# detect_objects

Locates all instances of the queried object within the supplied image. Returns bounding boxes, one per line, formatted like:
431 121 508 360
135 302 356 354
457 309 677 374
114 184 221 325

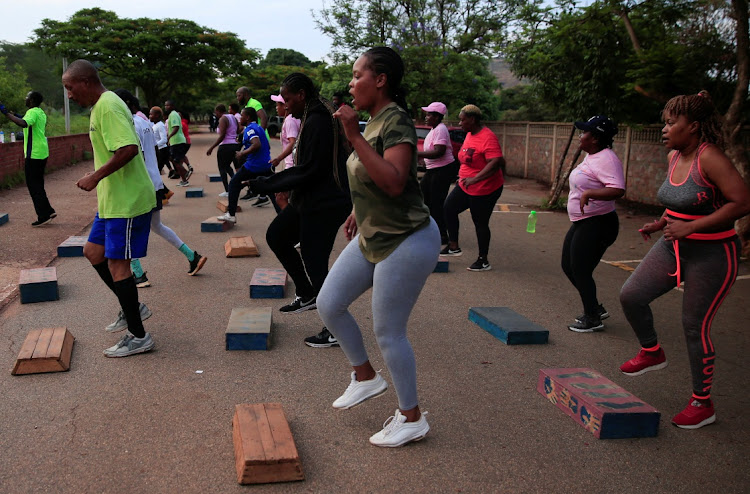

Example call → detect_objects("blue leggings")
317 220 440 410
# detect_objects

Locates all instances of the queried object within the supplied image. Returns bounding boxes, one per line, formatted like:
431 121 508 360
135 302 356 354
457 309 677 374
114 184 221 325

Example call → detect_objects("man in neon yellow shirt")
164 99 191 186
0 91 56 226
63 59 157 358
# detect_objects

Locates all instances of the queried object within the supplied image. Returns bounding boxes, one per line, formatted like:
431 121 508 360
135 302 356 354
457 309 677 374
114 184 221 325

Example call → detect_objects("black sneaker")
467 257 491 271
304 327 339 348
240 191 257 201
440 245 462 256
188 251 207 276
31 216 54 227
134 272 151 288
280 296 317 314
568 314 604 333
185 166 193 180
168 170 179 179
575 304 609 323
49 211 57 219
251 196 270 208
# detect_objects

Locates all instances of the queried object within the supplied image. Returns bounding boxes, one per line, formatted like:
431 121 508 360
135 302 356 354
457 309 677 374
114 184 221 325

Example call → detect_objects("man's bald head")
62 59 106 108
63 59 102 84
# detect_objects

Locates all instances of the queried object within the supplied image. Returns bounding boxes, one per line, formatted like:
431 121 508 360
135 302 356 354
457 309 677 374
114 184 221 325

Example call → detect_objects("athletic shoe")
280 295 317 314
294 242 301 249
188 251 207 275
31 216 54 227
216 212 236 223
162 199 169 206
251 196 270 208
467 257 491 271
168 171 179 179
333 371 388 409
576 304 609 323
672 399 716 429
218 191 229 198
134 273 151 288
369 410 430 447
239 191 257 201
105 303 152 333
165 190 174 200
620 348 668 376
439 246 462 256
49 212 57 219
103 332 154 357
304 327 339 348
185 167 193 180
177 180 190 187
568 314 604 332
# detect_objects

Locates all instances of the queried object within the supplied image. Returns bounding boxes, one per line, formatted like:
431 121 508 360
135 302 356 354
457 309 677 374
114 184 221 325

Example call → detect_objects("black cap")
575 115 618 140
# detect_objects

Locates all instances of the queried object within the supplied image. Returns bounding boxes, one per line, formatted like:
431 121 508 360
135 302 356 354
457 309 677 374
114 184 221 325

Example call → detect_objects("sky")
2 0 335 62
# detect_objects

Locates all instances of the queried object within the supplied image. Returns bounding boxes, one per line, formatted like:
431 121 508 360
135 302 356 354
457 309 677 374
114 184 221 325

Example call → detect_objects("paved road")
1 128 748 493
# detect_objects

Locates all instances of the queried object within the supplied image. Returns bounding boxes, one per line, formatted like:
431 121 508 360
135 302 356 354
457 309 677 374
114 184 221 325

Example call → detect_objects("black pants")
266 203 350 299
561 211 619 316
420 160 458 242
444 184 503 258
25 157 55 220
228 166 278 215
156 147 171 173
217 144 239 192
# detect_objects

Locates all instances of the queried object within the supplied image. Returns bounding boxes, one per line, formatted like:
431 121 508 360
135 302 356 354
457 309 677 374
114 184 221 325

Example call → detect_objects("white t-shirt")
133 115 164 192
567 148 625 221
423 123 454 169
152 121 168 149
281 115 301 169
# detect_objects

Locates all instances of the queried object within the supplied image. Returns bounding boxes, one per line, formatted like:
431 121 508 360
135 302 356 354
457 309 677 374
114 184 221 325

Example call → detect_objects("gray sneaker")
103 332 154 357
105 303 153 333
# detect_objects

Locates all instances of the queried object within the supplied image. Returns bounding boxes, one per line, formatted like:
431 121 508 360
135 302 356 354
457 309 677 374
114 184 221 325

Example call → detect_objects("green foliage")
33 8 260 108
260 49 313 68
1 42 64 108
0 56 29 137
44 109 90 137
539 196 567 211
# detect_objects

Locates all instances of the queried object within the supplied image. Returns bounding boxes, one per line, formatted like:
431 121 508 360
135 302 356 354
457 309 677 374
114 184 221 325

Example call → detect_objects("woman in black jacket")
252 73 352 347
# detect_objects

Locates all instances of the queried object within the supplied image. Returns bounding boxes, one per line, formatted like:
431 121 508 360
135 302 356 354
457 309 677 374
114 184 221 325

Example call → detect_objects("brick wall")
0 133 93 185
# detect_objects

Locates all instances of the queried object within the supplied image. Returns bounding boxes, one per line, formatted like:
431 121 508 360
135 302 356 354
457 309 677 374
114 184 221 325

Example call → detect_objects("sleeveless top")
657 143 726 216
219 114 238 145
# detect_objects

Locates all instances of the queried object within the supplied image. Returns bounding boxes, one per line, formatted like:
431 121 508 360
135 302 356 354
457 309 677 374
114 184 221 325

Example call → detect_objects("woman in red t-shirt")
442 104 505 271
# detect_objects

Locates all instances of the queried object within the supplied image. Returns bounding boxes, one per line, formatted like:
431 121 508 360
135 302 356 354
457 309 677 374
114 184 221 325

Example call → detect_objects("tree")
0 56 29 136
260 48 313 68
0 42 65 108
33 8 260 107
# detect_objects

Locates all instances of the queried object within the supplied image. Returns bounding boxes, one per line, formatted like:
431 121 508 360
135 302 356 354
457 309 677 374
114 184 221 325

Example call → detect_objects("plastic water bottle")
10 132 16 142
526 210 537 233
0 130 4 143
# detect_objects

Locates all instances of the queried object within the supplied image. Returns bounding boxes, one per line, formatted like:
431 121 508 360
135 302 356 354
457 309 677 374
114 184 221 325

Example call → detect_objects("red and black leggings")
620 235 740 399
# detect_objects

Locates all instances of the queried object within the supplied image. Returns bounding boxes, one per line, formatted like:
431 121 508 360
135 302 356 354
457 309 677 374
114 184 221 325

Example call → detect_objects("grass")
539 196 568 210
0 108 89 138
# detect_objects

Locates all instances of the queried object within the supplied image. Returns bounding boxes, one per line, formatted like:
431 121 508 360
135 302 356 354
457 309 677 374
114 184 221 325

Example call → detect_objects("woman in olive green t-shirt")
317 47 440 448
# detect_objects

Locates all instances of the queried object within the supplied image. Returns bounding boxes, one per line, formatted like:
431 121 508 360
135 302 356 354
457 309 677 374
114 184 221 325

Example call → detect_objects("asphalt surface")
1 128 748 493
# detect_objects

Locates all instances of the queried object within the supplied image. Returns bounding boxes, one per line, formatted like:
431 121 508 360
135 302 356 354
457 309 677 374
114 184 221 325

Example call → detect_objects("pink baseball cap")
271 94 285 103
421 102 447 115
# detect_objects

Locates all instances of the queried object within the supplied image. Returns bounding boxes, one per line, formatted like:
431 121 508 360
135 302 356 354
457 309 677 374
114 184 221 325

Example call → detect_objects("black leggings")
25 157 55 220
561 211 619 316
266 203 350 300
444 184 503 258
420 160 458 242
156 147 171 173
217 143 239 192
227 167 278 215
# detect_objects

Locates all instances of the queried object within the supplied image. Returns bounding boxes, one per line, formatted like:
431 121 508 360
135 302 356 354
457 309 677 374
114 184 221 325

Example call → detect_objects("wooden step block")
186 187 204 198
57 236 88 257
12 327 75 375
0 212 8 226
225 236 259 257
19 267 59 304
468 307 549 345
250 269 287 298
433 256 449 272
232 403 304 484
201 217 234 232
207 173 222 182
217 199 242 213
538 368 660 439
226 307 272 350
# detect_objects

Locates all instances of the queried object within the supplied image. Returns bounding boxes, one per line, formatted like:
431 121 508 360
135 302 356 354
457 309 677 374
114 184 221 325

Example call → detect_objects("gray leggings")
317 220 440 410
620 236 740 397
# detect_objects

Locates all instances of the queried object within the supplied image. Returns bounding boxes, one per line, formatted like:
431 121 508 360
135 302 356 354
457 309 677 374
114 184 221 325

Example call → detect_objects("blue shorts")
88 212 152 259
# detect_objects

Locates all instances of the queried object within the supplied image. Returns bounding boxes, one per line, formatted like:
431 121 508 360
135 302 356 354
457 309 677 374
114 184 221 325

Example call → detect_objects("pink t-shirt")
281 115 300 169
567 148 625 221
423 123 454 169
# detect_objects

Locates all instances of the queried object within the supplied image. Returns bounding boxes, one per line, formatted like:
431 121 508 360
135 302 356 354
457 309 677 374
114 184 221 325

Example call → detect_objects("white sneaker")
332 371 388 409
103 332 154 357
105 303 152 333
218 191 229 198
216 212 236 223
369 410 430 447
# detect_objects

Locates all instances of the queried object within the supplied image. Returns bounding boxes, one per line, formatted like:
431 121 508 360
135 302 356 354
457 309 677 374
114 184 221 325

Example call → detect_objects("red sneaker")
672 399 716 429
620 348 668 376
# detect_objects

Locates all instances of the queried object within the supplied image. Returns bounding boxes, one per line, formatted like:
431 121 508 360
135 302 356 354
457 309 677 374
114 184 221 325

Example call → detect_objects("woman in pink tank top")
206 104 241 194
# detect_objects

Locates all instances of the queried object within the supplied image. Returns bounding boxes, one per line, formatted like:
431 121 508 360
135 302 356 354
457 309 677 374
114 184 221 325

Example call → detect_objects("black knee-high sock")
93 261 116 294
113 276 146 338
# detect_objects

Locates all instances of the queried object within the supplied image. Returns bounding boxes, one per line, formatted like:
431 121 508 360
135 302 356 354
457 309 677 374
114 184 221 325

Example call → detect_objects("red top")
457 127 504 196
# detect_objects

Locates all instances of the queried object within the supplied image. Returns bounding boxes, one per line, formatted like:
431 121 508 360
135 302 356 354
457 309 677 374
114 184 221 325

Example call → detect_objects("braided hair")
280 72 347 187
362 47 408 111
662 90 724 149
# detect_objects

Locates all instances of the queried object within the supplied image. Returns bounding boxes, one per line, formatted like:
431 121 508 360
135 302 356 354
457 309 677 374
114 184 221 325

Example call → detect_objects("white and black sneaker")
467 257 491 271
439 245 462 256
568 314 604 333
280 295 317 314
304 327 339 348
251 196 270 208
575 304 609 323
